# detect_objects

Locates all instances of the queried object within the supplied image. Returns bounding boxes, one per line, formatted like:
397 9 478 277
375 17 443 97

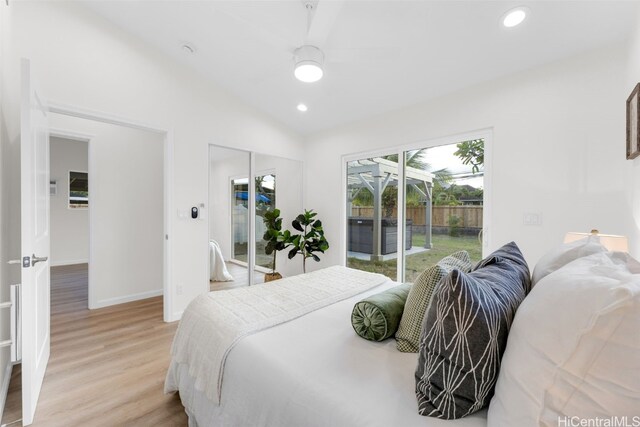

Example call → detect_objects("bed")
166 267 486 427
168 281 486 427
167 240 640 426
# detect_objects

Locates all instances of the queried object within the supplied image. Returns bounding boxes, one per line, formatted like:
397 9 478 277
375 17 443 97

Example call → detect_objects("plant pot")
264 272 282 282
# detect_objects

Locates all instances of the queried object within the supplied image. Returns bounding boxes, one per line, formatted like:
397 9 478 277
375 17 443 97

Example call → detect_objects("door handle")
31 254 48 266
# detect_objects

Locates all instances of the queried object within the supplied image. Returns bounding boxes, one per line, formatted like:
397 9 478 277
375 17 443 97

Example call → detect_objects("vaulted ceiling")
84 1 638 134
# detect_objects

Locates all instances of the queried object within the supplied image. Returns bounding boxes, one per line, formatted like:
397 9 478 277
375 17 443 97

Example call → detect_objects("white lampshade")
564 230 629 252
293 45 324 83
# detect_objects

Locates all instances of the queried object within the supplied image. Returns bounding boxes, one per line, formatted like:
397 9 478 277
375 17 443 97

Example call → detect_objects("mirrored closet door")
208 146 252 290
208 146 303 290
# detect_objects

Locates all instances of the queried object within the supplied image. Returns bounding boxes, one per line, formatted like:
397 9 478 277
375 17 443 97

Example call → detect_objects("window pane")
255 173 276 270
231 178 249 262
346 156 399 281
403 140 485 283
69 171 88 209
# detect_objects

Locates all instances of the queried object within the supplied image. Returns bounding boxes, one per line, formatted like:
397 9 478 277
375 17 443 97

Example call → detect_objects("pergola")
347 158 434 261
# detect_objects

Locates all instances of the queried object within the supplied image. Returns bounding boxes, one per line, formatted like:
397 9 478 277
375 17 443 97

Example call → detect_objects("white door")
20 58 51 426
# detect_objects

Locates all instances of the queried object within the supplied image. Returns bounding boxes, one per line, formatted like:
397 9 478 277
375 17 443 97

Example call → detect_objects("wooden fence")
350 206 483 228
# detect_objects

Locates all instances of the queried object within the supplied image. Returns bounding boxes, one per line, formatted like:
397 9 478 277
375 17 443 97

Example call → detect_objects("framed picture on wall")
69 170 89 209
627 83 640 160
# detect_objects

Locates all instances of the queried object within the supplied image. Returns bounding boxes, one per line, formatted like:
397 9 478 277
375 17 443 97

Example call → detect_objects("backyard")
347 233 482 282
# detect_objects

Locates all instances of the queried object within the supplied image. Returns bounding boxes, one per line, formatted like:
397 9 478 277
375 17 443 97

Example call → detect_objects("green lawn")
347 234 482 282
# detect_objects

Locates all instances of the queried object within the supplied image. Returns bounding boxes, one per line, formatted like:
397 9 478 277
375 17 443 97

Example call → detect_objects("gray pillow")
415 241 531 419
395 251 472 353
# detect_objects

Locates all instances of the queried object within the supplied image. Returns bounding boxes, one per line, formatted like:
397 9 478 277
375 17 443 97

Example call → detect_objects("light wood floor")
1 264 187 427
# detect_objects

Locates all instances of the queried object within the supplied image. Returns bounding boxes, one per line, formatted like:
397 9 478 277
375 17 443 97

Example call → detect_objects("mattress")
167 280 488 427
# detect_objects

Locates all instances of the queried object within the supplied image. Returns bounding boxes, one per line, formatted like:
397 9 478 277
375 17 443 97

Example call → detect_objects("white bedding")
168 266 389 404
166 278 487 427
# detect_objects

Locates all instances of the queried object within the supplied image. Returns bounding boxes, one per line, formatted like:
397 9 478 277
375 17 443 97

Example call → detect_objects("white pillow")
488 252 640 426
531 235 606 286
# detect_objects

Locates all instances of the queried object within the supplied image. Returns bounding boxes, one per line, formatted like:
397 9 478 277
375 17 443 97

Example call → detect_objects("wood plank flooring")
2 363 21 426
1 264 187 427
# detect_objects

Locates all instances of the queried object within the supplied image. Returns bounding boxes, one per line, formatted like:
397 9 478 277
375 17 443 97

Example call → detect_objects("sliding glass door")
346 138 486 283
402 140 484 283
346 156 399 281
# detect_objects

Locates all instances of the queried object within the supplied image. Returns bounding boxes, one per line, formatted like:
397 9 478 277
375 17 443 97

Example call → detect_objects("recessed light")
181 43 196 54
502 6 529 28
297 103 308 112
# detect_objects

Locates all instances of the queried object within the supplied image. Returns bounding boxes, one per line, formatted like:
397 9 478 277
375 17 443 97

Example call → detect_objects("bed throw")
209 240 233 282
165 265 390 404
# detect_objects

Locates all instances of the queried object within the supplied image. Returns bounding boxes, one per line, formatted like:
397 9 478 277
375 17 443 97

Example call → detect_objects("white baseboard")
0 359 12 423
91 289 163 309
50 259 89 267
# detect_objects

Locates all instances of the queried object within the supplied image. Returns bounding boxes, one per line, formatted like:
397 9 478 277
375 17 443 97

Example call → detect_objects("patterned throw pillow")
395 251 472 353
415 241 531 419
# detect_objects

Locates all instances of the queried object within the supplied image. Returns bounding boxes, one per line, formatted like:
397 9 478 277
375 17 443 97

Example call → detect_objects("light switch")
523 212 542 226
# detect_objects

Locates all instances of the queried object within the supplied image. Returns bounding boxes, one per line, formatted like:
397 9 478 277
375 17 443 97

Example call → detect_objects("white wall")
3 1 304 320
305 44 634 270
209 149 304 280
49 137 89 266
624 7 640 259
50 114 164 309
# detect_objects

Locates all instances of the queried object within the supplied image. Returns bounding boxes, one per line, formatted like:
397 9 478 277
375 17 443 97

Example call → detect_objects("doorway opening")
48 137 89 308
49 113 166 311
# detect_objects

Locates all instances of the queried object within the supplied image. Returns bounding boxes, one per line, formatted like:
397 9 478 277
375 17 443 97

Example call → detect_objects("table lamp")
564 229 629 252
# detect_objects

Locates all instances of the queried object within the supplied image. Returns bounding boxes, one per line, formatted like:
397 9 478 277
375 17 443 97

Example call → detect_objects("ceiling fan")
292 1 340 82
212 0 398 83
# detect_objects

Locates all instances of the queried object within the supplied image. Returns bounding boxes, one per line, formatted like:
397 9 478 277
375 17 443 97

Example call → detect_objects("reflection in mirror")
255 154 303 283
208 148 304 290
254 172 276 270
209 146 252 290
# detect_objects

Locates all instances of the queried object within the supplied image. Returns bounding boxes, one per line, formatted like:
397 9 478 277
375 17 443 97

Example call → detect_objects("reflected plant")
263 208 289 274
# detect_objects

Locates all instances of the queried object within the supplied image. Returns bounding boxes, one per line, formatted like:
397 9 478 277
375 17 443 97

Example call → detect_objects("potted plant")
286 209 330 273
263 208 289 282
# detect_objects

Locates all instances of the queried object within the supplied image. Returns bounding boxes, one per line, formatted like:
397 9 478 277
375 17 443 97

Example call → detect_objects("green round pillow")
351 283 412 341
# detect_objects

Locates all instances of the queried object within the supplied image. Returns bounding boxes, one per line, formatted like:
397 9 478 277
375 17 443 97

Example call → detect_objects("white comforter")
167 266 390 404
166 270 487 427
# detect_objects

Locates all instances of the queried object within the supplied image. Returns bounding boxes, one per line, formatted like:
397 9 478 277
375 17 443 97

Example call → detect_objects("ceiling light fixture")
294 45 324 83
297 103 308 112
502 6 529 28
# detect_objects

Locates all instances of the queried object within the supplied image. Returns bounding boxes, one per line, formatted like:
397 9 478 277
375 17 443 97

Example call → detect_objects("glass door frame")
341 129 493 284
